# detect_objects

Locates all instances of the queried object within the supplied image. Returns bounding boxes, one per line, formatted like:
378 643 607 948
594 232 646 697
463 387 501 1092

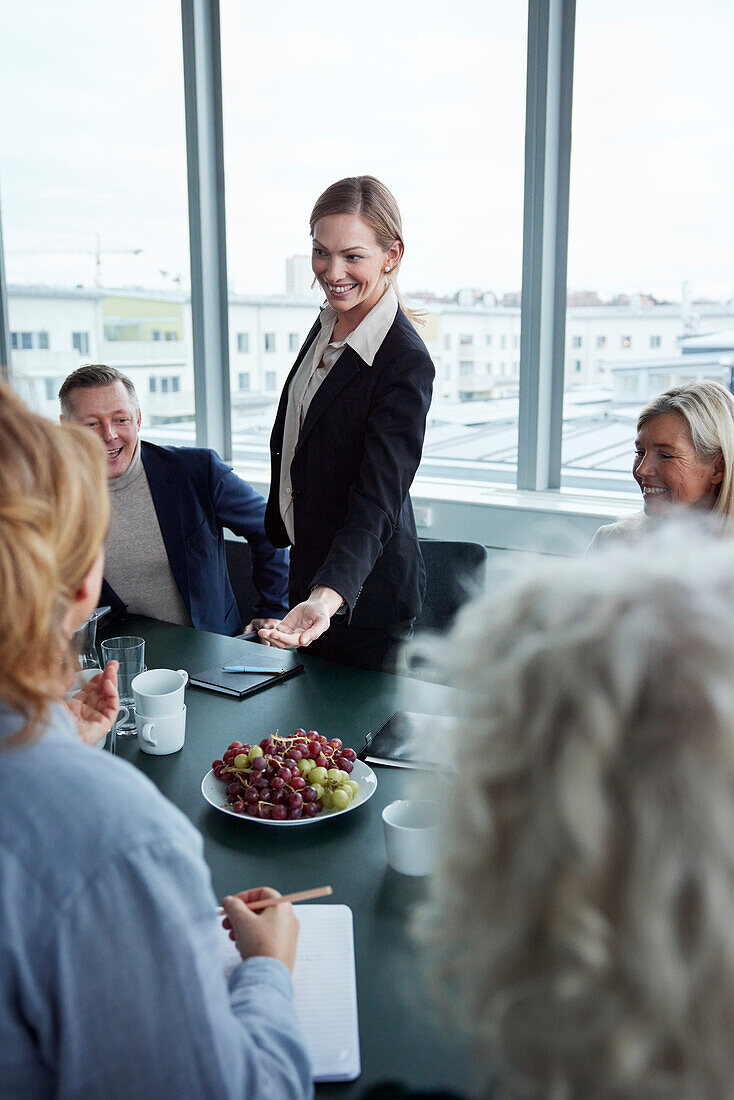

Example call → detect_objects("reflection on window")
264 333 275 353
237 332 249 353
264 370 276 391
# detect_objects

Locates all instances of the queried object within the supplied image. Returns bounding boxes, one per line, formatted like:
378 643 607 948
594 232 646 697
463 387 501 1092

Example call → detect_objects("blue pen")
221 665 286 674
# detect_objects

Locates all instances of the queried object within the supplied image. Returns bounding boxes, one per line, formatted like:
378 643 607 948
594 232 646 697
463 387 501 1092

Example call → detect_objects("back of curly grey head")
413 519 734 1099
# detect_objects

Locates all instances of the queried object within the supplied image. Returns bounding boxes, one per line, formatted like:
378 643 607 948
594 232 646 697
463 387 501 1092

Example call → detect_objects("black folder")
189 650 303 698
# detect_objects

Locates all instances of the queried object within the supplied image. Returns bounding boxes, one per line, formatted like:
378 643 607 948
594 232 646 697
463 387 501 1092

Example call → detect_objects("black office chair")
224 538 259 630
415 539 488 632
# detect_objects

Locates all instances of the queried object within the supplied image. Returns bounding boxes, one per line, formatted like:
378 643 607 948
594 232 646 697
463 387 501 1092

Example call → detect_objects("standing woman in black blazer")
259 176 435 671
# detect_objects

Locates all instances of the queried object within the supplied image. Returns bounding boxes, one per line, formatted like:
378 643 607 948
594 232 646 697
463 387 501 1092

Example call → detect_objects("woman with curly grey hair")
411 523 734 1099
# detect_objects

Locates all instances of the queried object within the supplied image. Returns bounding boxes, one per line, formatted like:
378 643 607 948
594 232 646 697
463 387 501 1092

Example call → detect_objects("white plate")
201 757 378 826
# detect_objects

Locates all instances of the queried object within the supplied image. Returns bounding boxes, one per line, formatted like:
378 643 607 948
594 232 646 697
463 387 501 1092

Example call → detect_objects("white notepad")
218 903 361 1083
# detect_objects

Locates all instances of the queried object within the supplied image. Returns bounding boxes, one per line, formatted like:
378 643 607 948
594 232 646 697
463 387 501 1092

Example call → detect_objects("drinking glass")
100 636 145 733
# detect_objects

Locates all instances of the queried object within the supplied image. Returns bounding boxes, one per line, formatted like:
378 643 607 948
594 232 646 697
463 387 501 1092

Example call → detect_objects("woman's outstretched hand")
66 661 120 746
257 586 344 649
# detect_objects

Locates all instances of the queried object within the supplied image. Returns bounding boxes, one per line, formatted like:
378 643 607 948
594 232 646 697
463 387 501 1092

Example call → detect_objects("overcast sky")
1 0 732 302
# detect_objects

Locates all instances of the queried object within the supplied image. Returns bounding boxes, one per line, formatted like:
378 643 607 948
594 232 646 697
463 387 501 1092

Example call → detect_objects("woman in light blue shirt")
0 384 311 1099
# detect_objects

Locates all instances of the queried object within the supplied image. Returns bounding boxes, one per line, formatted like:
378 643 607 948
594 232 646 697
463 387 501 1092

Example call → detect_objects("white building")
8 280 734 427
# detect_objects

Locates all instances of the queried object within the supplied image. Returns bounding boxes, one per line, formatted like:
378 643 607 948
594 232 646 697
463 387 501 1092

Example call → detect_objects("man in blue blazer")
59 365 288 635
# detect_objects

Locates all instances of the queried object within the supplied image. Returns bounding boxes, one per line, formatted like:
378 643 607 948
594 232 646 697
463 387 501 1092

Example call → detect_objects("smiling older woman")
590 380 734 547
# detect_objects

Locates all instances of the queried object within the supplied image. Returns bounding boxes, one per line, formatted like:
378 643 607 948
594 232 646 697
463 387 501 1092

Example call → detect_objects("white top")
279 285 399 544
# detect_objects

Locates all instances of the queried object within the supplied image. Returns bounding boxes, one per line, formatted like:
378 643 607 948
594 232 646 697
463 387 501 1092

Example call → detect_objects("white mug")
136 705 187 755
131 668 188 718
382 799 443 876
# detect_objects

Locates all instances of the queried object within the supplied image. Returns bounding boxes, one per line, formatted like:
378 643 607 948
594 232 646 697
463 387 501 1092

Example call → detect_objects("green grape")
332 788 350 810
346 780 359 797
298 758 314 774
248 745 264 760
310 766 328 785
321 789 335 809
337 769 349 784
311 783 324 799
233 753 249 769
326 768 341 782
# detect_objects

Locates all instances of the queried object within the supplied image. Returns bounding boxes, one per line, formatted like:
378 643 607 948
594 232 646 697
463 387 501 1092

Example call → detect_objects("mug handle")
140 720 158 747
177 669 189 686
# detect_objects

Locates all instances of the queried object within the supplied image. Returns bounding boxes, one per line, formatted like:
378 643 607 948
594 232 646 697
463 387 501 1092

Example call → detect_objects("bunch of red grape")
212 728 359 821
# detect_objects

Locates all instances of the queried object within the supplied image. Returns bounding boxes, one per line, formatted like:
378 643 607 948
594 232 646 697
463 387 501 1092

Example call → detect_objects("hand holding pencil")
220 886 332 971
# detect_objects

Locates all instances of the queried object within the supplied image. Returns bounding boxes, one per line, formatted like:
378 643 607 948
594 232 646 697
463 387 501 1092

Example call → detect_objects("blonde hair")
638 381 734 525
310 175 424 325
412 522 734 1098
0 385 109 744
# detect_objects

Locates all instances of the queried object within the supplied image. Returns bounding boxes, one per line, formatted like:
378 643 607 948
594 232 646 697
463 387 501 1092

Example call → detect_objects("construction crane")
8 233 143 287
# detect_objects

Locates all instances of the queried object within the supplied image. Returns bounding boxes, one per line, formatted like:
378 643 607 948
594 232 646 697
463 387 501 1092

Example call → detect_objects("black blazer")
265 306 435 630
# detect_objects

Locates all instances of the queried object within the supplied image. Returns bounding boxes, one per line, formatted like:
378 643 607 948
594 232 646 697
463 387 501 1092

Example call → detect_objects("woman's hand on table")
221 887 299 971
257 587 344 649
65 661 120 746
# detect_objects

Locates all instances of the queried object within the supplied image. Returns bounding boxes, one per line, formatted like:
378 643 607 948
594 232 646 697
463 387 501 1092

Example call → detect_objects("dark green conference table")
103 615 473 1099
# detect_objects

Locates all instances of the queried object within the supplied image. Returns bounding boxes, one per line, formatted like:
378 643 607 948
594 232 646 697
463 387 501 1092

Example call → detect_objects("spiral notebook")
218 903 360 1083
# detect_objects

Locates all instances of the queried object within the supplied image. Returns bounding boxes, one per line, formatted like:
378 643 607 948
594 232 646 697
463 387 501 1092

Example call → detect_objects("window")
500 335 507 349
513 334 520 349
1 1 194 443
161 378 169 393
152 329 162 341
485 334 492 347
237 332 249 353
562 2 733 492
222 0 526 464
574 360 582 373
486 362 493 374
459 360 473 377
44 377 56 400
264 333 275 352
10 332 18 349
171 376 180 392
289 332 299 352
149 377 157 393
238 372 250 391
459 334 473 346
21 332 32 350
264 371 277 391
572 335 582 348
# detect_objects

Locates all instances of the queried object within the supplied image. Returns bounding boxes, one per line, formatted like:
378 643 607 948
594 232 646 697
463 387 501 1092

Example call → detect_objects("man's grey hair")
59 364 139 418
411 520 734 1097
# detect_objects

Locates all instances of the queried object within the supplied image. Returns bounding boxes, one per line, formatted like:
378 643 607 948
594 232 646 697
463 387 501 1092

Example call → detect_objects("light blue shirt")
0 701 312 1099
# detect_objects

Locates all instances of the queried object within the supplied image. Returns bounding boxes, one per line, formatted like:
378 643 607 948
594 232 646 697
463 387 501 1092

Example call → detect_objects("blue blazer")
265 307 434 629
101 441 289 635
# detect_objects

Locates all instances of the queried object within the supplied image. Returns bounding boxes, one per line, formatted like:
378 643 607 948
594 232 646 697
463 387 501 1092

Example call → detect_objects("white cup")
382 799 443 876
136 705 187 755
131 668 188 718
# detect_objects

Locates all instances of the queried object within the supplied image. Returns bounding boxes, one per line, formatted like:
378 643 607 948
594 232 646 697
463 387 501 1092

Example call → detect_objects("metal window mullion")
181 0 231 460
517 0 575 491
